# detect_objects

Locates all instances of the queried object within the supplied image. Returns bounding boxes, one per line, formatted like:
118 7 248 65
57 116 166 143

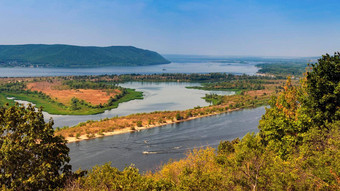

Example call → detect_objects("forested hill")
0 44 170 68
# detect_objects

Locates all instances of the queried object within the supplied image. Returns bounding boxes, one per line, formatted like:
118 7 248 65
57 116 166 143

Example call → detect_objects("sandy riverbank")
65 108 242 143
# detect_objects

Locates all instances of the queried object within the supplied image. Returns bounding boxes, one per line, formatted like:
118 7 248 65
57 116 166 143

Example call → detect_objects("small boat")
142 151 157 155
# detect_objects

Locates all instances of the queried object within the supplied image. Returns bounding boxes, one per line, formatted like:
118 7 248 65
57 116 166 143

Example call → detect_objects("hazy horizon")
0 43 322 58
1 0 339 57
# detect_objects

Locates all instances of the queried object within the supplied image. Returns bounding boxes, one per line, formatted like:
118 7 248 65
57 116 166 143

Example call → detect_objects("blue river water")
0 61 259 77
68 107 265 172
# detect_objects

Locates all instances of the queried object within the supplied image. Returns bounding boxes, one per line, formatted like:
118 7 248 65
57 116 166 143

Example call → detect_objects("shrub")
136 121 143 127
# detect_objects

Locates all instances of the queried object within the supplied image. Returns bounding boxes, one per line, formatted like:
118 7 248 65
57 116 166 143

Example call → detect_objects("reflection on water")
68 107 265 172
40 82 234 127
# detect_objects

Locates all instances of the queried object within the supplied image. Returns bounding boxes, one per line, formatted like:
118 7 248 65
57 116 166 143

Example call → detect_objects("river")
0 61 259 77
42 82 235 127
68 106 265 172
2 56 264 172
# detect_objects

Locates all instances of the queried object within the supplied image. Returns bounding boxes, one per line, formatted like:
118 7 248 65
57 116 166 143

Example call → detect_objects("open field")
2 88 143 115
26 81 121 106
0 77 143 115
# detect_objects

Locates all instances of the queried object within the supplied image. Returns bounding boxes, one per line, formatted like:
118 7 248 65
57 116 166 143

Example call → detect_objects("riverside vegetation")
0 73 287 116
64 53 340 190
54 75 286 141
0 53 339 190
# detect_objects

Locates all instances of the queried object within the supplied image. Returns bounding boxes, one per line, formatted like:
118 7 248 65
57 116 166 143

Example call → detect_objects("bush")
136 121 143 127
176 113 182 120
68 163 154 190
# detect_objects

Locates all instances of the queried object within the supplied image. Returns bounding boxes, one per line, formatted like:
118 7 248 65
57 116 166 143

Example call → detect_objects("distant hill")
0 44 170 68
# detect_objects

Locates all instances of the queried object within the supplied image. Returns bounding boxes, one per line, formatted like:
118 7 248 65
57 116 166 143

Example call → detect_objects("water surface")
0 62 258 77
68 107 265 172
38 82 234 127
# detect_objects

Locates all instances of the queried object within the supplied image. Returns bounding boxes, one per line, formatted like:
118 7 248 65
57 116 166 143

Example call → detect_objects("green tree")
259 52 340 157
70 97 81 110
258 77 307 157
176 113 182 120
0 104 71 190
305 52 340 127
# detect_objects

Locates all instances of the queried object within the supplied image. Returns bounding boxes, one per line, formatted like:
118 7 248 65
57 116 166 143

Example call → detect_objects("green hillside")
0 44 170 68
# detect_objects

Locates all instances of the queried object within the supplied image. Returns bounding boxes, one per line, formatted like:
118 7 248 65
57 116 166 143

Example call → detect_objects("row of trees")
197 80 266 91
66 72 274 83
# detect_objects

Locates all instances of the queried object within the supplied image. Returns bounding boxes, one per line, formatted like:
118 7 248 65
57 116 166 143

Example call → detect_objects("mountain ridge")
0 44 170 68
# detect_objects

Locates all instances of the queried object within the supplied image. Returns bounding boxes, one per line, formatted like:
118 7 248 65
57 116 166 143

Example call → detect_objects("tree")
305 52 340 127
70 97 81 110
259 52 340 158
258 77 307 158
0 104 71 190
175 113 182 120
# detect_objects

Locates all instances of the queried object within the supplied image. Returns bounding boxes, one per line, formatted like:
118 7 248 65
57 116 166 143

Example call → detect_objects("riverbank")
55 85 273 142
65 107 243 143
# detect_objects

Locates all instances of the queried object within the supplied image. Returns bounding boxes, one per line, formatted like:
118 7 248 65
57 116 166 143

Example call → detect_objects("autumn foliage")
64 53 340 190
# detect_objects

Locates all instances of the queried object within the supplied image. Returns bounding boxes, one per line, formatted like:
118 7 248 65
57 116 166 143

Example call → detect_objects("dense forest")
0 53 339 190
0 44 170 67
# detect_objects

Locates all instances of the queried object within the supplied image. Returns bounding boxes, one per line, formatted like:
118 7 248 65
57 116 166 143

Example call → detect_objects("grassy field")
0 78 144 116
2 89 143 115
0 94 15 106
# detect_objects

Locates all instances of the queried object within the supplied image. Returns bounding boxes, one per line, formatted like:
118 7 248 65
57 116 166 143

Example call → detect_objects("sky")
0 0 339 57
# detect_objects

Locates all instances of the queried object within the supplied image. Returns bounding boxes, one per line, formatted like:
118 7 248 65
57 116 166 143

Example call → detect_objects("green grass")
1 88 143 115
0 94 15 106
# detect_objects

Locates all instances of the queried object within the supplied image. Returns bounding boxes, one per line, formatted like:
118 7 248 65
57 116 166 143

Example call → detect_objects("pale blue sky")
0 0 339 56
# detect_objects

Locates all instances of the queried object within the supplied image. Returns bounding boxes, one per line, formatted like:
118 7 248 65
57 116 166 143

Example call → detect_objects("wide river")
11 79 265 172
68 106 265 172
1 57 264 172
0 61 259 77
